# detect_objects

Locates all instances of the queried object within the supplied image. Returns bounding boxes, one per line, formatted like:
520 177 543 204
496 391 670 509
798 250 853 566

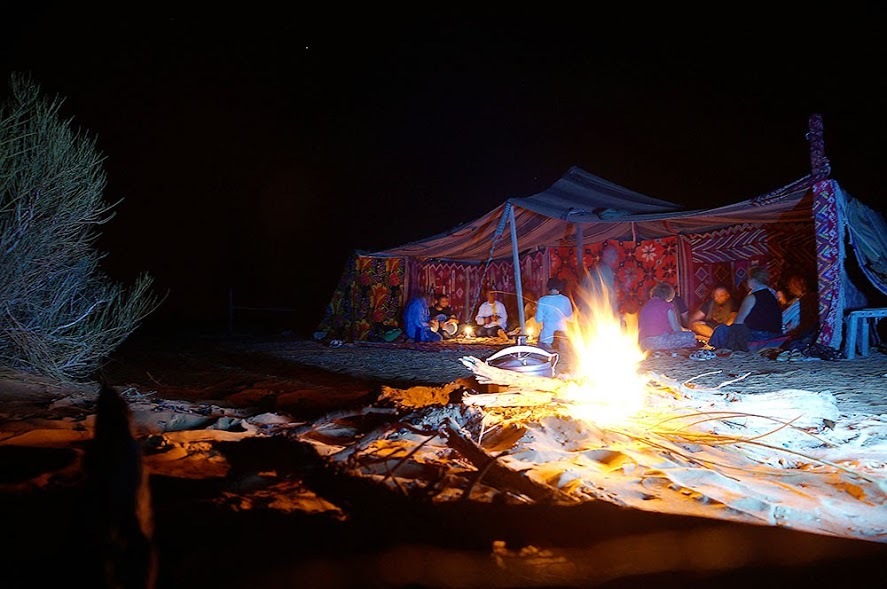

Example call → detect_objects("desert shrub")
0 73 161 381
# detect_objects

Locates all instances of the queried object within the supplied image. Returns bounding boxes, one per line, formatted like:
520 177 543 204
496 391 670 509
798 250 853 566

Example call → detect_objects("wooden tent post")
509 205 526 335
808 113 830 180
464 271 471 325
576 222 584 278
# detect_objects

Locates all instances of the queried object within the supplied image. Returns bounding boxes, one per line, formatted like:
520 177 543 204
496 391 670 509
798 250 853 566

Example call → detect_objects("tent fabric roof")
372 166 816 262
508 165 683 221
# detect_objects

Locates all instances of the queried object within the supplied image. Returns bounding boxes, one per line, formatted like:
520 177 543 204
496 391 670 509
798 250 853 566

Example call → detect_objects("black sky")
3 7 886 335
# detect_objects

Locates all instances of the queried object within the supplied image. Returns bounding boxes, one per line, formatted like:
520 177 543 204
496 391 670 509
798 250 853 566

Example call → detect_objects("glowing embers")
561 285 647 427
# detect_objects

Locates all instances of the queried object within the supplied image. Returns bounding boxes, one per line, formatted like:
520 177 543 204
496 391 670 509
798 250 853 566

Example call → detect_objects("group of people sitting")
403 280 574 347
403 264 817 355
637 267 817 353
402 293 461 343
402 290 512 343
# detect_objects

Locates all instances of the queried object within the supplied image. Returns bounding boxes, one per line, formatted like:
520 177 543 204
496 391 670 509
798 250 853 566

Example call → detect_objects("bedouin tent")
317 114 887 355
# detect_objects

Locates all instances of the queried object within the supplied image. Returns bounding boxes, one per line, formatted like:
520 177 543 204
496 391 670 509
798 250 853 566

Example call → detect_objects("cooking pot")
485 345 558 377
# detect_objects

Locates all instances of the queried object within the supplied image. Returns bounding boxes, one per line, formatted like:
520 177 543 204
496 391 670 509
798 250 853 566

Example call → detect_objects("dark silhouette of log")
441 418 577 504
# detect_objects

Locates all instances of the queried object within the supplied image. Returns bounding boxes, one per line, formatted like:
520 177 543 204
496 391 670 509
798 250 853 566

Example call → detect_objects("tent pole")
808 113 830 181
464 271 470 325
509 205 525 336
576 222 585 281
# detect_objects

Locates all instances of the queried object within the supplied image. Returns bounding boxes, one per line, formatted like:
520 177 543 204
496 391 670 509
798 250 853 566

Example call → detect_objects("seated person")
403 296 442 343
708 267 783 351
638 282 698 351
429 293 460 339
475 289 508 339
534 278 574 352
780 274 818 337
522 296 541 339
776 288 790 307
580 245 620 320
689 285 737 339
672 289 690 328
507 294 541 337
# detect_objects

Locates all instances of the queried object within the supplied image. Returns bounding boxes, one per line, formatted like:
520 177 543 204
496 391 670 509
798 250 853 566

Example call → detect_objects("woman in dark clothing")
708 266 783 350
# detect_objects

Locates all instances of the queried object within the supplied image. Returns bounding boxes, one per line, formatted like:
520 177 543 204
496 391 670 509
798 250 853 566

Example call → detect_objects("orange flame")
561 282 648 426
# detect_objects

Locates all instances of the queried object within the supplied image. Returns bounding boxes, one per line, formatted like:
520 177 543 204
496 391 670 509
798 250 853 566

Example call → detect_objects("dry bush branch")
0 73 161 381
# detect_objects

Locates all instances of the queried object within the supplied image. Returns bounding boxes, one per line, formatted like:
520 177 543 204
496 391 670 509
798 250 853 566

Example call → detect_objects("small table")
844 308 887 359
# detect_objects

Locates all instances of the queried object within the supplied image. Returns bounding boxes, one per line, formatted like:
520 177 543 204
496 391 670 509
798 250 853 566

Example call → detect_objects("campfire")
294 290 887 547
558 292 648 426
459 288 653 425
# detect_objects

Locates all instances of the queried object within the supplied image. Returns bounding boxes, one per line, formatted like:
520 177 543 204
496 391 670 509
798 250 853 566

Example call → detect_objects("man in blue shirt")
403 296 443 342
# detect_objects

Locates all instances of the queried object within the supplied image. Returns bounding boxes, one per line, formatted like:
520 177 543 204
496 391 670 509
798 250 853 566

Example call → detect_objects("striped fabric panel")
812 180 842 349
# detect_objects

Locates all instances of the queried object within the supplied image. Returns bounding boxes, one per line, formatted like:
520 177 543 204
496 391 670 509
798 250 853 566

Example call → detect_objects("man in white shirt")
475 289 508 338
535 277 574 351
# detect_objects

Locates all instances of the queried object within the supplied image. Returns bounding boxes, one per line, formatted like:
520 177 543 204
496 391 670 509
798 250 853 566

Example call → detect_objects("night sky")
3 7 886 336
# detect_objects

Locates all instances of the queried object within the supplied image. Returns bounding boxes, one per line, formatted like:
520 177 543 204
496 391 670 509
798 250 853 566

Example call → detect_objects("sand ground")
118 334 886 415
4 333 887 415
2 332 887 588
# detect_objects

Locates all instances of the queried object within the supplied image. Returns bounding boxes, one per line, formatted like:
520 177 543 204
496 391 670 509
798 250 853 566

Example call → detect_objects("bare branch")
0 73 161 381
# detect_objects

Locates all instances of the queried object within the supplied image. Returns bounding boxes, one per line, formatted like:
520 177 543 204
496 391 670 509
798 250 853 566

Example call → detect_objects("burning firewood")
462 391 557 407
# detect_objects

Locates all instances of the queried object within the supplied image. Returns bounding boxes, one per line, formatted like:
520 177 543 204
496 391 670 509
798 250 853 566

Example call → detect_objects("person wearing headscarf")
403 296 443 342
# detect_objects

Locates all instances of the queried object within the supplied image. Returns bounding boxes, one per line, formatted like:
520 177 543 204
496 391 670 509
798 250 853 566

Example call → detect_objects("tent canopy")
374 166 816 262
510 165 683 220
321 114 887 352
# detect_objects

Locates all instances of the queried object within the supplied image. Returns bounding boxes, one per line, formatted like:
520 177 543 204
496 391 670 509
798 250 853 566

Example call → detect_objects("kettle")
484 345 559 378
